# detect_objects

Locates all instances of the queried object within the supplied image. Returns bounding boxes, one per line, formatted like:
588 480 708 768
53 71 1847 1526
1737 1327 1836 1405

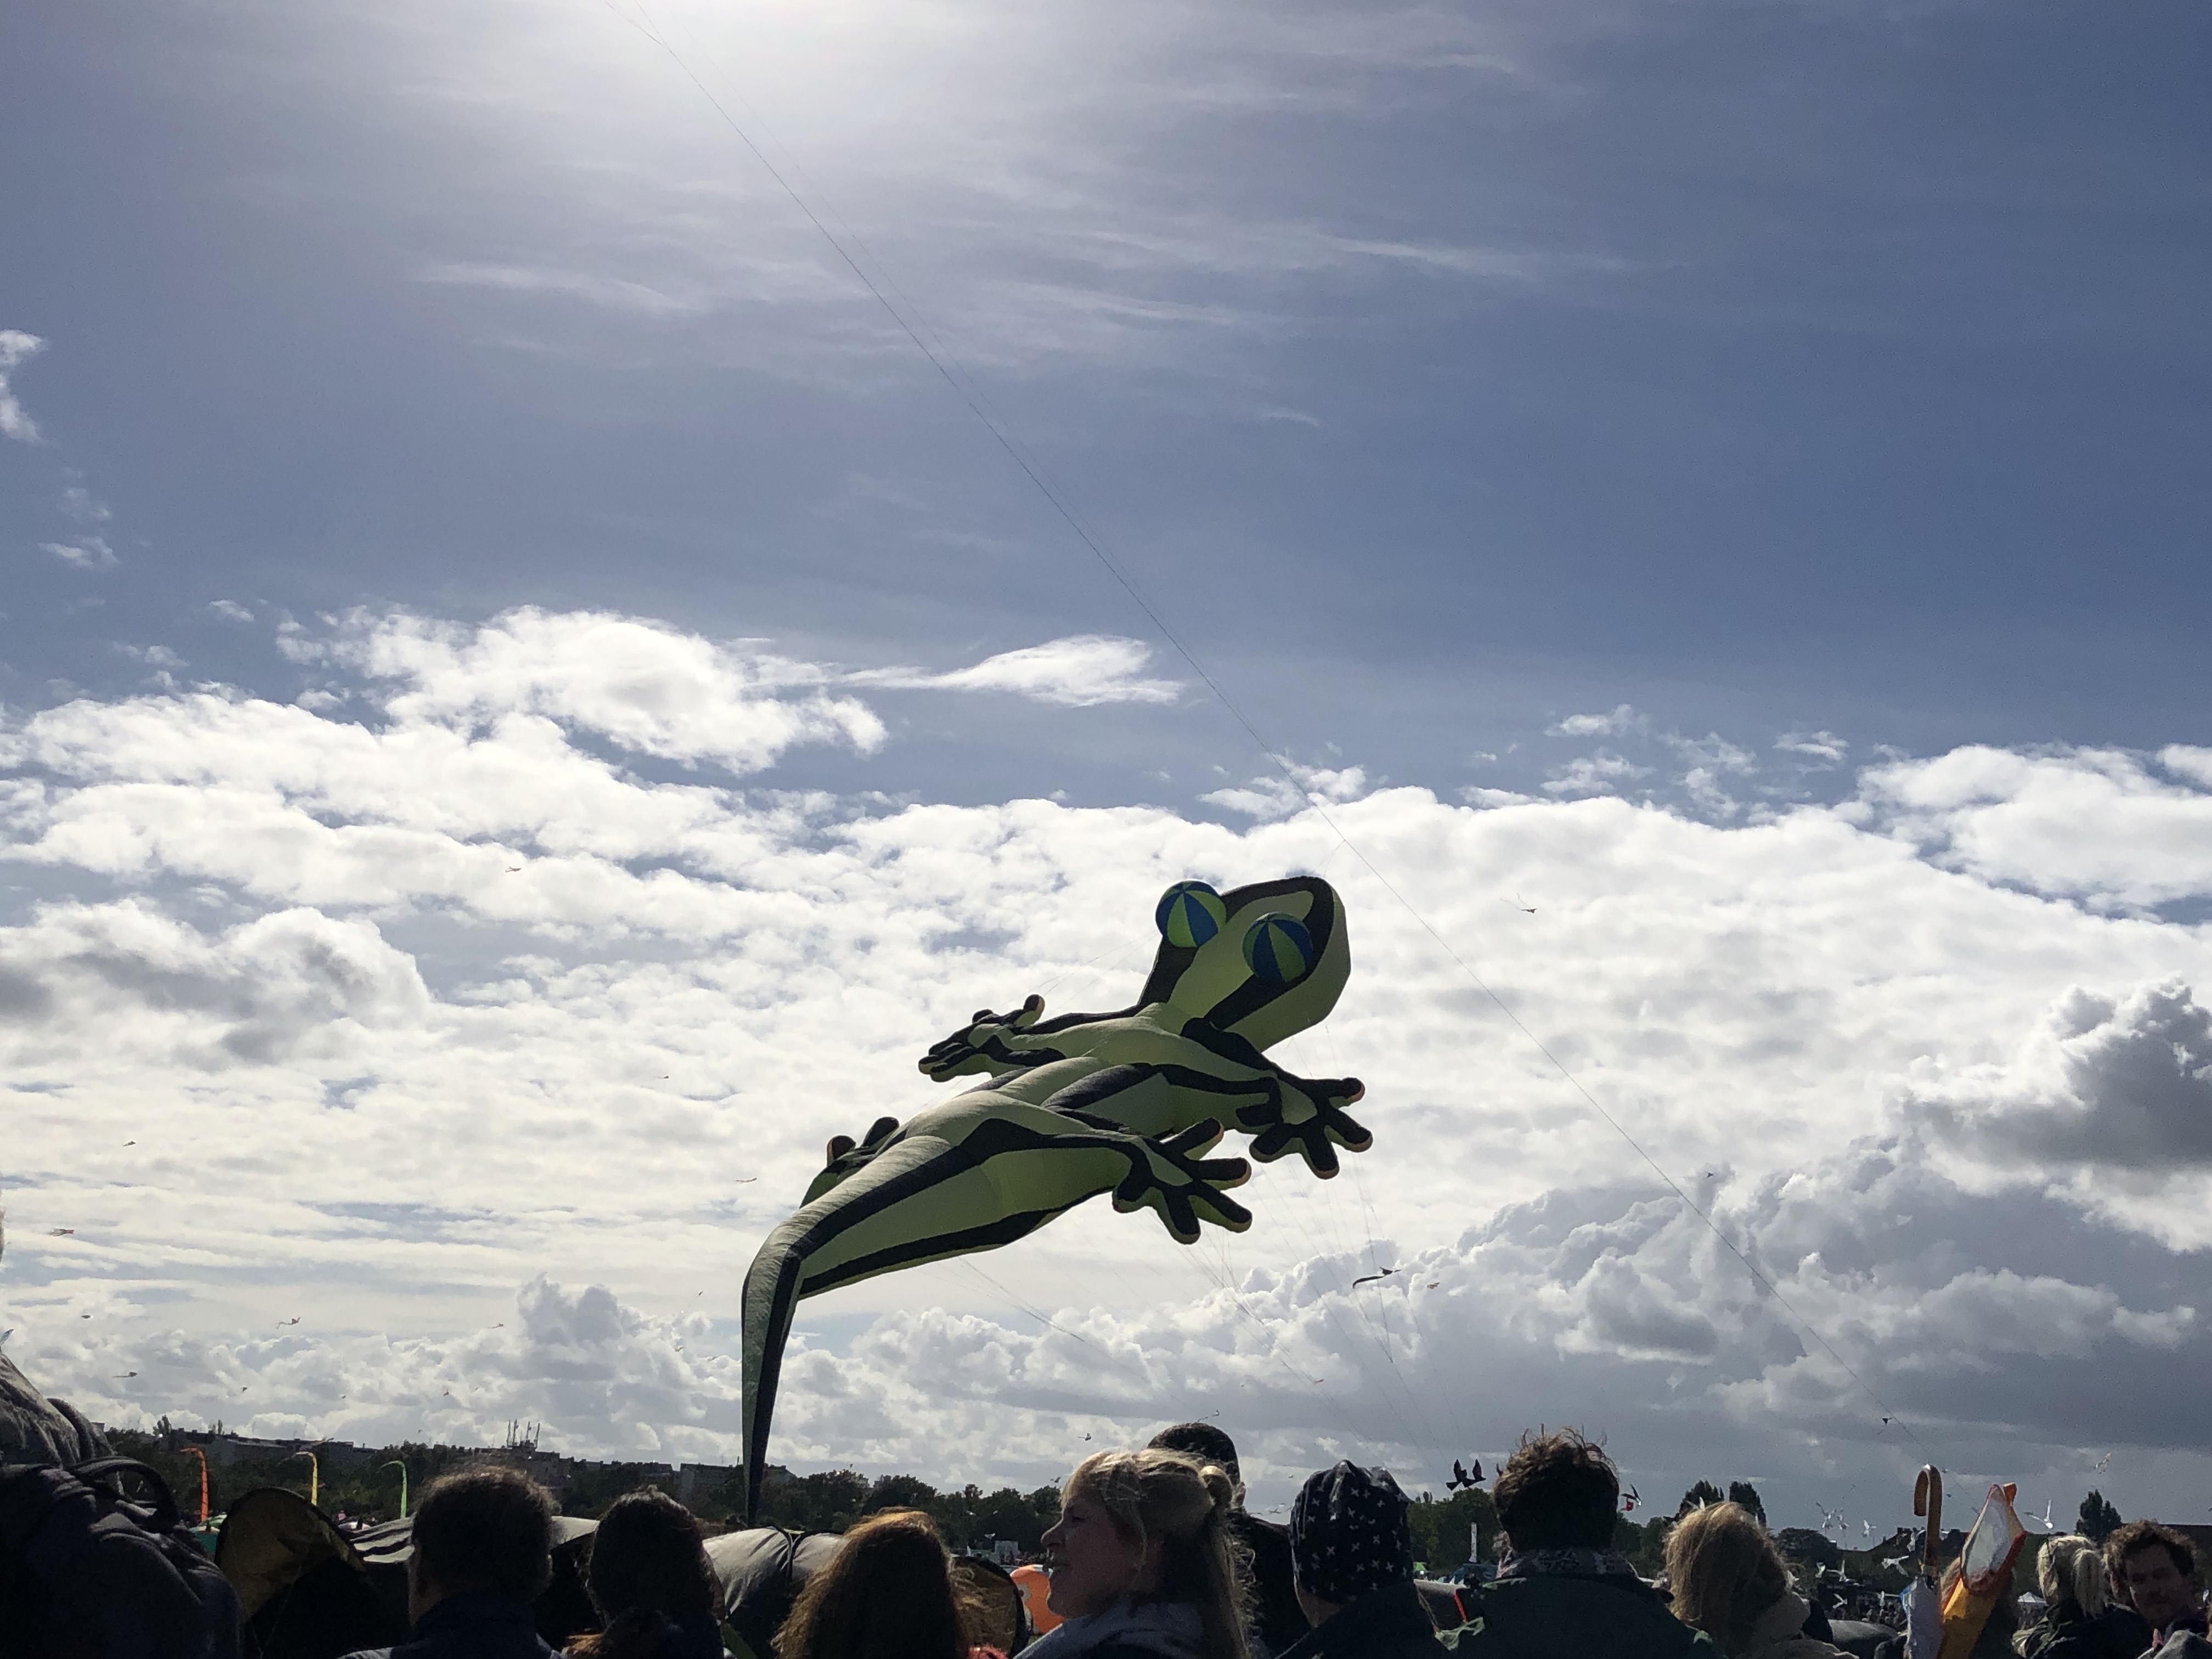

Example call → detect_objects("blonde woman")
1663 1503 1847 1659
2018 1535 2150 1659
1029 1449 1252 1659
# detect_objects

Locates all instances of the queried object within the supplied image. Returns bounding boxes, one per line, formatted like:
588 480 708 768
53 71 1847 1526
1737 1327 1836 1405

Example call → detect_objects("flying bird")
2096 1453 2113 1471
122 1141 134 1146
1081 1432 1092 1441
1881 1554 1911 1571
278 1317 300 1327
506 867 521 873
1351 1268 1400 1288
114 1371 137 1379
1448 1460 1484 1492
733 1178 758 1184
79 1312 91 1319
1427 1282 1440 1289
49 1228 74 1236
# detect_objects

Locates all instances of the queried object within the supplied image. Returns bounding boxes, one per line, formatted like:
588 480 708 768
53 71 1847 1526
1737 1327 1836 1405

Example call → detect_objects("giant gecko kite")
738 875 1367 1519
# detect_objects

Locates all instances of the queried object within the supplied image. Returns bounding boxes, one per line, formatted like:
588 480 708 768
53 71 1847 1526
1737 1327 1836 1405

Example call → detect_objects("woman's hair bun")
1198 1463 1236 1512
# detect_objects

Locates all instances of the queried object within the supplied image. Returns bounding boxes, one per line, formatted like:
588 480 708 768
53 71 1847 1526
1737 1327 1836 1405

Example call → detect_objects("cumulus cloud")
1899 979 2212 1243
1857 746 2212 909
295 607 887 771
6 611 2212 1518
0 329 43 443
853 635 1182 707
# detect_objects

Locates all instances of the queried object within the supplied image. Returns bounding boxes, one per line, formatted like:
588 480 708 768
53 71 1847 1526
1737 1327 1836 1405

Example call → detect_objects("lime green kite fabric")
738 875 1365 1519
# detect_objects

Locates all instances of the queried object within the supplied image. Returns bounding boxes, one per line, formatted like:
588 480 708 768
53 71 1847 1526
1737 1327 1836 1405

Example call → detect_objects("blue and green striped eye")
1242 913 1315 982
1155 880 1228 949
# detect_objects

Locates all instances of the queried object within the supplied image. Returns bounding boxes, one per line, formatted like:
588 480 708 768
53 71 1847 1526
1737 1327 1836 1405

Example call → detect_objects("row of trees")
743 1469 1064 1550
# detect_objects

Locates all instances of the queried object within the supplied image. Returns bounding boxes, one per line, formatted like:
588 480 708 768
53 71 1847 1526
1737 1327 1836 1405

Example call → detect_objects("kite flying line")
595 0 1928 1457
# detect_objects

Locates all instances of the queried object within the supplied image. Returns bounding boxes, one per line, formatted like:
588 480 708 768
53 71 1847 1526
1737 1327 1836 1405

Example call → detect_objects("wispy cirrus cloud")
851 634 1182 707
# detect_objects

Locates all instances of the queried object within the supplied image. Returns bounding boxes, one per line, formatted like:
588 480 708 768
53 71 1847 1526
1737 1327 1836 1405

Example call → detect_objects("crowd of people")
317 1425 2209 1659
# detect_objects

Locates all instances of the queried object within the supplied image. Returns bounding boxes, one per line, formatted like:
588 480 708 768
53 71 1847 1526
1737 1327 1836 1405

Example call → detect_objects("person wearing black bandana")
1277 1462 1446 1659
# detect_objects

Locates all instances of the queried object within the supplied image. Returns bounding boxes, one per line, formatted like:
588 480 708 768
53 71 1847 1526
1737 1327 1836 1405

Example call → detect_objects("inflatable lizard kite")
738 874 1367 1519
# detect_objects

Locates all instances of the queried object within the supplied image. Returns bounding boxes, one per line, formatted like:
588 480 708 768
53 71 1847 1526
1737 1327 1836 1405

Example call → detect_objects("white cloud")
853 635 1182 707
1202 761 1368 821
5 613 2212 1521
208 600 255 624
0 329 43 443
1778 729 1849 766
1543 749 1651 796
42 539 119 572
1551 703 1646 738
1856 746 2212 909
307 607 887 771
1899 978 2212 1246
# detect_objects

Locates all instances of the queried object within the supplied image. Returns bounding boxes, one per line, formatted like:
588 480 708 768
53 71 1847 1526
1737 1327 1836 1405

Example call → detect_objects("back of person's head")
1288 1463 1414 1609
573 1488 718 1657
2039 1535 2109 1617
1148 1424 1243 1500
2107 1521 2196 1588
776 1509 969 1659
1492 1429 1619 1553
411 1465 557 1602
1663 1503 1791 1655
1068 1449 1251 1659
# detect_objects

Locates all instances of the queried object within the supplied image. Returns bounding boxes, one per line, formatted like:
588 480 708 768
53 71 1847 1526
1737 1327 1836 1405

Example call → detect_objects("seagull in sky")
49 1228 74 1236
1352 1268 1399 1287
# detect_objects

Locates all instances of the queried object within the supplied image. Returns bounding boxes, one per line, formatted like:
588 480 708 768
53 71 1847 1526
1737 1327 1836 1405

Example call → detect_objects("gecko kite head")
803 1115 901 1204
1141 876 1349 1050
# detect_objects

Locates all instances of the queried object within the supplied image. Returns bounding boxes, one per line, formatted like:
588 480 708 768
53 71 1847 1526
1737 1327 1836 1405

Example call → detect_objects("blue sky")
4 0 2211 1530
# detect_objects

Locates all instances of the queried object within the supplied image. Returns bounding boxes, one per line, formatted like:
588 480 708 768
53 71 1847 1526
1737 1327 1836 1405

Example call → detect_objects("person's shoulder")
1234 1510 1291 1547
1444 1576 1716 1656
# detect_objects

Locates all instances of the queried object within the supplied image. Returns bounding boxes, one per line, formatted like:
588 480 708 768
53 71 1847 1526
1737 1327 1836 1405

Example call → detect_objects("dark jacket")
2019 1604 2155 1659
1278 1582 1446 1659
1237 1511 1310 1659
340 1589 561 1659
1438 1572 1717 1659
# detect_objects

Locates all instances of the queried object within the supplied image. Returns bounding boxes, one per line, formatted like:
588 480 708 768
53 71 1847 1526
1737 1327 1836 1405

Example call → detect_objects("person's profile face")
2121 1548 2196 1630
1040 1489 1149 1620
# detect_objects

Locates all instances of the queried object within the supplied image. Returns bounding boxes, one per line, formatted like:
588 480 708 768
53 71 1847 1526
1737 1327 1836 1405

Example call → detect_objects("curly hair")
1663 1503 1791 1657
1067 1449 1252 1659
1492 1429 1620 1552
2107 1521 2195 1586
775 1510 978 1659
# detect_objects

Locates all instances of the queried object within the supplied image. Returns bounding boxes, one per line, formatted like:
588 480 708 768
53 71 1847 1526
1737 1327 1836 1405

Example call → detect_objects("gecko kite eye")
1242 913 1314 982
1155 880 1228 949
